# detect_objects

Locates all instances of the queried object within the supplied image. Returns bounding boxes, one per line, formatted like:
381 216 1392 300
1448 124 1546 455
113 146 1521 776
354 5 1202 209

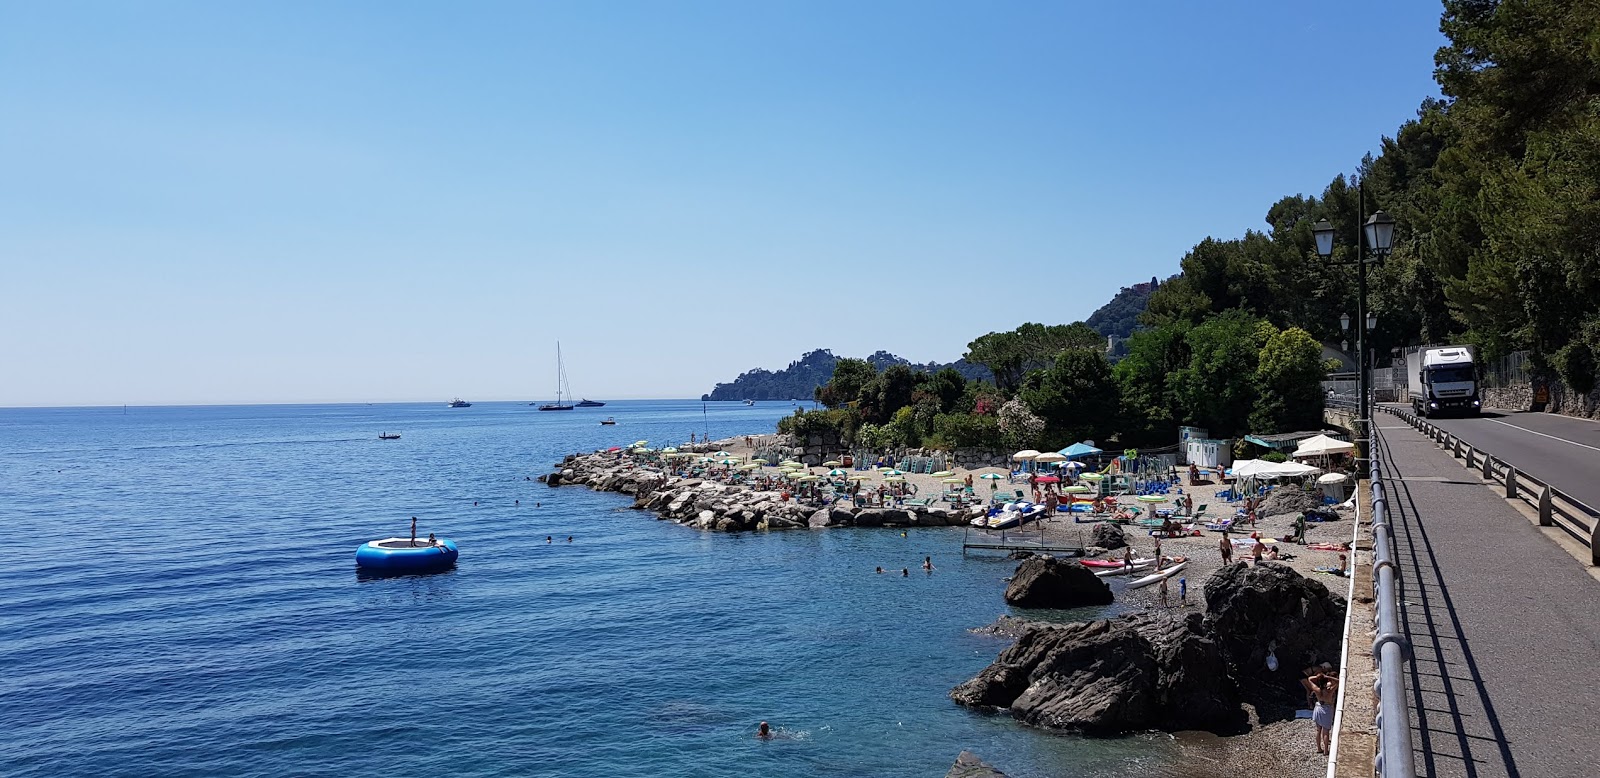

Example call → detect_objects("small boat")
355 537 458 574
599 417 616 425
538 342 576 411
378 432 401 440
447 398 471 408
577 399 606 408
969 502 1045 530
744 399 755 406
1127 559 1188 590
1082 558 1153 569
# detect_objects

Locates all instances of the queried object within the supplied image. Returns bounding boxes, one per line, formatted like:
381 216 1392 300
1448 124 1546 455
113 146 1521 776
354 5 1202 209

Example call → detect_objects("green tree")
815 358 876 409
930 367 968 414
965 322 1104 393
1174 310 1276 437
1020 350 1119 450
1115 322 1192 445
1251 327 1328 434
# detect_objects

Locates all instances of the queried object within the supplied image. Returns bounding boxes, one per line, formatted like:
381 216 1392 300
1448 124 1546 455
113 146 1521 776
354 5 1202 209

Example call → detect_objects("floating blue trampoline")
355 537 458 573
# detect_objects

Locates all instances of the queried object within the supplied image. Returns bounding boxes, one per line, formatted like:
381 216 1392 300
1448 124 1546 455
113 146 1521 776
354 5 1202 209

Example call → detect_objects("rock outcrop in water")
946 751 1008 778
953 562 1344 735
542 448 985 532
1002 556 1112 608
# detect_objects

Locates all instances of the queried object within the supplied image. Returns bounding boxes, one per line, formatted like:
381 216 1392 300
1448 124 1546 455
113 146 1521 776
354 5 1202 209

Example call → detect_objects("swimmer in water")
922 556 934 571
567 536 573 543
757 721 771 739
875 566 884 574
546 536 552 543
901 568 909 577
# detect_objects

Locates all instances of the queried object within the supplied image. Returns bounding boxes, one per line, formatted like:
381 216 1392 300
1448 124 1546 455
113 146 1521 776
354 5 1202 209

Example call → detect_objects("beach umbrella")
1036 475 1059 484
941 477 964 484
606 446 621 452
714 450 731 457
718 458 740 465
1059 442 1103 459
1135 495 1165 503
634 440 649 446
884 476 906 482
877 466 896 473
1012 450 1041 461
1064 461 1085 470
931 470 954 478
1080 473 1104 481
822 460 842 467
979 473 1004 481
848 475 871 481
883 469 904 476
797 475 821 482
660 447 678 454
828 469 848 476
1061 485 1090 494
1034 452 1067 464
740 463 763 470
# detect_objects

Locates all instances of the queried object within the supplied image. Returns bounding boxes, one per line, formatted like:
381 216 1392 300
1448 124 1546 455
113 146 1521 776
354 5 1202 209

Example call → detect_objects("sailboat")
537 342 576 411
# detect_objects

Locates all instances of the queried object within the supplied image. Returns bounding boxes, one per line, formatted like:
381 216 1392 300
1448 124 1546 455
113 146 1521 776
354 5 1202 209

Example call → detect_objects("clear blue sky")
0 1 1446 406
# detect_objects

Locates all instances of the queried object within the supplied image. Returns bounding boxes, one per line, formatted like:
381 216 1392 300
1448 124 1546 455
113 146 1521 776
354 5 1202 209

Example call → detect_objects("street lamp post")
1314 208 1394 473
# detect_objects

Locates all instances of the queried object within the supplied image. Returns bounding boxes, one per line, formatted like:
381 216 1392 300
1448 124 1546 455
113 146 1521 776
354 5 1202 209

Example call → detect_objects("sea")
0 400 1181 778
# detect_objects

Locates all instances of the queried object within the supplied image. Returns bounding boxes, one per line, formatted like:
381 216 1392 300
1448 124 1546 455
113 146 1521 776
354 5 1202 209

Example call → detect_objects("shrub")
1261 451 1288 463
931 413 1002 450
1554 340 1596 396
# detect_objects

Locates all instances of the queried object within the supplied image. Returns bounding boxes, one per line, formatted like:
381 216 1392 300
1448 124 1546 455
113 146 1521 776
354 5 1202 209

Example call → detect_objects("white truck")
1406 345 1482 418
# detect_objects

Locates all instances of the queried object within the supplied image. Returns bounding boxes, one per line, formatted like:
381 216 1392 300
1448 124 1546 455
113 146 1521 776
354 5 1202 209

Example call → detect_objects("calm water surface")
0 401 1176 777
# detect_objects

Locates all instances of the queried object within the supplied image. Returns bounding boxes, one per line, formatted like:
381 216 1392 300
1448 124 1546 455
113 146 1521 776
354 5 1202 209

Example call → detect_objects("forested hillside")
1085 276 1168 340
702 350 990 401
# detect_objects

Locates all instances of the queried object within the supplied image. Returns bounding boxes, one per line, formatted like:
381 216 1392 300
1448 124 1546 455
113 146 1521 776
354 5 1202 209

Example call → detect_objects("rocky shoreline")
541 442 988 531
547 439 1346 777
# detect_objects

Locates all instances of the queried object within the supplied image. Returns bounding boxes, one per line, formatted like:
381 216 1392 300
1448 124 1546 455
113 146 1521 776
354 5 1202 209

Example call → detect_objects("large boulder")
1203 561 1346 719
1003 557 1113 608
1090 522 1128 550
946 751 1007 778
950 613 1243 735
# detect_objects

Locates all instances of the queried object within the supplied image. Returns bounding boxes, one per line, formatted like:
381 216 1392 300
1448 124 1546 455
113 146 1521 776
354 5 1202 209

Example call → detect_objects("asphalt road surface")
1379 403 1600 510
1372 422 1600 777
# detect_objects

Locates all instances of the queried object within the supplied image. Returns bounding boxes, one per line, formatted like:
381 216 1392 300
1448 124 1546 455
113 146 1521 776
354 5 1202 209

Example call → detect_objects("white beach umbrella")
1012 450 1041 461
1034 452 1067 463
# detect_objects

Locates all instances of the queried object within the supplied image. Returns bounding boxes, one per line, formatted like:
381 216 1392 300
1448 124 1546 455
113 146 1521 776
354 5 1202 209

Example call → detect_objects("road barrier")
1367 432 1417 778
1380 405 1600 565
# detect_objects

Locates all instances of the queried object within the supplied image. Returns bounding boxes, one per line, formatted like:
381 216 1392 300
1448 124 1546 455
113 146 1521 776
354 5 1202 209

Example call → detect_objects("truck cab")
1409 346 1482 418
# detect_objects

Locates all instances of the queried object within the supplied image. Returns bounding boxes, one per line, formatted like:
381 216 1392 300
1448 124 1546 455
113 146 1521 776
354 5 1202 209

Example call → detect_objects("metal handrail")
1368 434 1417 778
1378 405 1599 564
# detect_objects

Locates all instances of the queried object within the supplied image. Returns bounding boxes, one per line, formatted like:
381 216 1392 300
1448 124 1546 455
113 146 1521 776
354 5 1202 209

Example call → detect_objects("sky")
0 1 1449 406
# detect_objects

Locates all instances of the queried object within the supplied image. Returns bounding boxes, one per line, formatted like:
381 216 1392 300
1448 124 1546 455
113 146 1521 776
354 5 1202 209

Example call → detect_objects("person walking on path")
1302 670 1339 754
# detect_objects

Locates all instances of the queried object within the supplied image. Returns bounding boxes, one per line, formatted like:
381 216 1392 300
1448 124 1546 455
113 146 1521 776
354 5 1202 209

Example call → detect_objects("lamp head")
1364 210 1396 254
1340 312 1350 331
1366 312 1377 331
1312 219 1335 258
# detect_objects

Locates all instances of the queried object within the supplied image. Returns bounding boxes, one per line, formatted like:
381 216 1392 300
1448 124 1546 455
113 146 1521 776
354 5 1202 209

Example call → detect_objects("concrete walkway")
1373 420 1600 777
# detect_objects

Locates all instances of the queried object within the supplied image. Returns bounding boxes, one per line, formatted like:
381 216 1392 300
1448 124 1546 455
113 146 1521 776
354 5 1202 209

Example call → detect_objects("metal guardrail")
1379 405 1600 565
1367 434 1417 778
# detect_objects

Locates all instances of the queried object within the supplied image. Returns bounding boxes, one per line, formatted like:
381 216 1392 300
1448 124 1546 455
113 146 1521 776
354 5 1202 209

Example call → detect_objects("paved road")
1379 403 1600 509
1372 421 1600 777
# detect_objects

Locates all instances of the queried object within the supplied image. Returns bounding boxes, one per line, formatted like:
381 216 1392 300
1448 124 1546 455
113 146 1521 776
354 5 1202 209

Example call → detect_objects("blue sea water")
0 400 1178 777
